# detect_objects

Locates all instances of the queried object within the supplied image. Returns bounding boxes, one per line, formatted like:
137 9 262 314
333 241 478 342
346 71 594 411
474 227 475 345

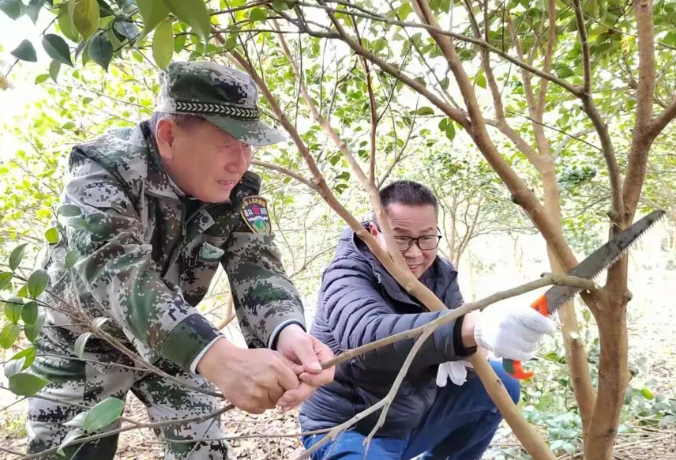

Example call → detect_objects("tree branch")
622 0 656 223
293 1 583 96
572 0 623 223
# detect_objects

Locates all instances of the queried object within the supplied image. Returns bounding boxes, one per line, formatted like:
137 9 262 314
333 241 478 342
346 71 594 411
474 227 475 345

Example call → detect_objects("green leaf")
4 297 23 323
272 1 292 12
0 323 21 349
45 227 60 244
74 332 92 358
35 74 50 84
0 272 12 291
664 31 676 47
84 397 125 433
65 250 81 269
57 428 85 456
415 106 434 116
9 243 28 271
21 301 39 325
11 347 37 369
57 204 82 217
27 269 49 298
42 34 73 67
0 0 23 20
641 387 654 400
8 372 49 396
72 0 99 39
49 60 62 82
555 66 574 78
17 284 29 299
26 0 45 23
64 412 87 428
152 20 174 69
11 40 37 62
89 33 113 71
249 7 267 22
24 311 45 343
445 121 456 141
136 0 169 35
113 20 139 41
67 217 89 231
58 5 80 42
161 0 211 42
475 69 487 89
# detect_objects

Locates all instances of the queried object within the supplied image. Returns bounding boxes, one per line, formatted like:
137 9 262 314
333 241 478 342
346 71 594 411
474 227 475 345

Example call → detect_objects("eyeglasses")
372 222 442 251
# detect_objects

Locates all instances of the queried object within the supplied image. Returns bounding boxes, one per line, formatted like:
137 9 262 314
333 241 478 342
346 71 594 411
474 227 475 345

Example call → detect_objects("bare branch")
293 1 583 96
572 0 592 96
536 0 557 120
17 405 234 460
647 96 676 141
252 159 316 190
321 273 597 370
622 0 657 223
570 0 623 223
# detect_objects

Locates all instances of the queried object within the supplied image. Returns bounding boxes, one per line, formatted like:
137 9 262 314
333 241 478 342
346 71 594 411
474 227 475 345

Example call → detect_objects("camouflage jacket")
42 121 305 372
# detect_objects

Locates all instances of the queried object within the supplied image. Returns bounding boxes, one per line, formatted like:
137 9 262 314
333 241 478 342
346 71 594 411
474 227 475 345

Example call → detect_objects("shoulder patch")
240 196 272 234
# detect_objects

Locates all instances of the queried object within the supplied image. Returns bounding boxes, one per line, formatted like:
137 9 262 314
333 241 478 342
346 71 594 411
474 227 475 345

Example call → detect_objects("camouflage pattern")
28 332 228 460
28 119 305 458
156 61 286 146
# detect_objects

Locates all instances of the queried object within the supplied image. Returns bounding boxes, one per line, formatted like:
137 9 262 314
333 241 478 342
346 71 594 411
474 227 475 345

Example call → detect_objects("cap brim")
205 116 287 146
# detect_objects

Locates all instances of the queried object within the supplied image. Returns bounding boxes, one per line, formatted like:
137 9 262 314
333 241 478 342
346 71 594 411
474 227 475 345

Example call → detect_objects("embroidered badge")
240 196 272 234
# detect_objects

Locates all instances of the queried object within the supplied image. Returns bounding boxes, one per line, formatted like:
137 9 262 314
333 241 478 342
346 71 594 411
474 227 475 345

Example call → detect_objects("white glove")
436 361 468 387
474 304 557 361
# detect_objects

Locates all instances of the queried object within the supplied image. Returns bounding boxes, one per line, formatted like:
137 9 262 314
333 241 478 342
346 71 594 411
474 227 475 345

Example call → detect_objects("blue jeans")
302 361 519 460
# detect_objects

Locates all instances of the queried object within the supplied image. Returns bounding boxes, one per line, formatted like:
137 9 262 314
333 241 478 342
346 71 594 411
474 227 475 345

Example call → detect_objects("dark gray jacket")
299 226 467 437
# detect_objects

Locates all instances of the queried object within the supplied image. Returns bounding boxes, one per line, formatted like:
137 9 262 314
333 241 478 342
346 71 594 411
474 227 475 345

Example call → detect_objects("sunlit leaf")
9 243 28 271
27 269 49 298
72 0 99 39
136 0 169 35
161 0 210 41
4 297 23 323
152 19 173 69
0 272 12 291
9 372 49 396
45 227 60 244
0 323 21 349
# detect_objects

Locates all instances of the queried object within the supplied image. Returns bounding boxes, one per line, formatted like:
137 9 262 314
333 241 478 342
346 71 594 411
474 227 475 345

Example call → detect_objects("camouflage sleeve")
223 225 306 349
64 156 221 371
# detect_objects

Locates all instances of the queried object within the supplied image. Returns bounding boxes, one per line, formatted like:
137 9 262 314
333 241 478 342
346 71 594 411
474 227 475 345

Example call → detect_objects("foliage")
1 0 675 457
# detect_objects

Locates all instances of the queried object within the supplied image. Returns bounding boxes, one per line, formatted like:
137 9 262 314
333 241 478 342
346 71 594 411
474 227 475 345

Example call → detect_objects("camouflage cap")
155 61 286 146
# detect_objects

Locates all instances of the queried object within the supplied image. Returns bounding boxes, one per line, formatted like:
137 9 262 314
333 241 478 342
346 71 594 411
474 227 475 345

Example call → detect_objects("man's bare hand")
197 338 299 414
275 324 335 411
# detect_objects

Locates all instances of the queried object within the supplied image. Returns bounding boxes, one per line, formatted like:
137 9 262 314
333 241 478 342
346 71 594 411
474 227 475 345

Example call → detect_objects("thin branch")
321 273 597 370
536 0 557 120
252 159 316 189
292 1 583 96
573 0 592 96
647 96 676 140
622 0 657 223
17 405 234 460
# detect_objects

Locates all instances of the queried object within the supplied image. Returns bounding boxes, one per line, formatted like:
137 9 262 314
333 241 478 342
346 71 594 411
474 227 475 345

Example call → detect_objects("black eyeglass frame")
371 221 443 251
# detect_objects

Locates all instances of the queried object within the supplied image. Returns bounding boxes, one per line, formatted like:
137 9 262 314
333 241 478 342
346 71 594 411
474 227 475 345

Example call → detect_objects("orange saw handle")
502 294 549 380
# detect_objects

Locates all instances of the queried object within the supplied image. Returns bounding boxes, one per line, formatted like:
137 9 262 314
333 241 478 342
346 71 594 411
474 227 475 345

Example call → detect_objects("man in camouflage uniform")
27 61 334 459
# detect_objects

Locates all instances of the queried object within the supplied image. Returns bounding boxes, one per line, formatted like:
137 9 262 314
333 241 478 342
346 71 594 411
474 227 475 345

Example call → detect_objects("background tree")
1 0 675 458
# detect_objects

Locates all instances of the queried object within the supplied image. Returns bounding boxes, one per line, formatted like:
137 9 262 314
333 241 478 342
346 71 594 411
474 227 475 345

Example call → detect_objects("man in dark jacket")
300 180 555 459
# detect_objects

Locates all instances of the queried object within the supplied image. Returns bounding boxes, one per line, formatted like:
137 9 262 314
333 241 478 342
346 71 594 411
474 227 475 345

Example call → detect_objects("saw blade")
543 210 665 314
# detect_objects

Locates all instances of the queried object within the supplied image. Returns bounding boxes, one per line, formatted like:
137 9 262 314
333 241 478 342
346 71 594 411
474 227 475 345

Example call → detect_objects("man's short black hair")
379 180 438 213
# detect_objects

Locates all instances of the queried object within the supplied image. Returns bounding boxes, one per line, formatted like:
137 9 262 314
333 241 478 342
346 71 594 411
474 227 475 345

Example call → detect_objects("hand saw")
503 210 665 380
